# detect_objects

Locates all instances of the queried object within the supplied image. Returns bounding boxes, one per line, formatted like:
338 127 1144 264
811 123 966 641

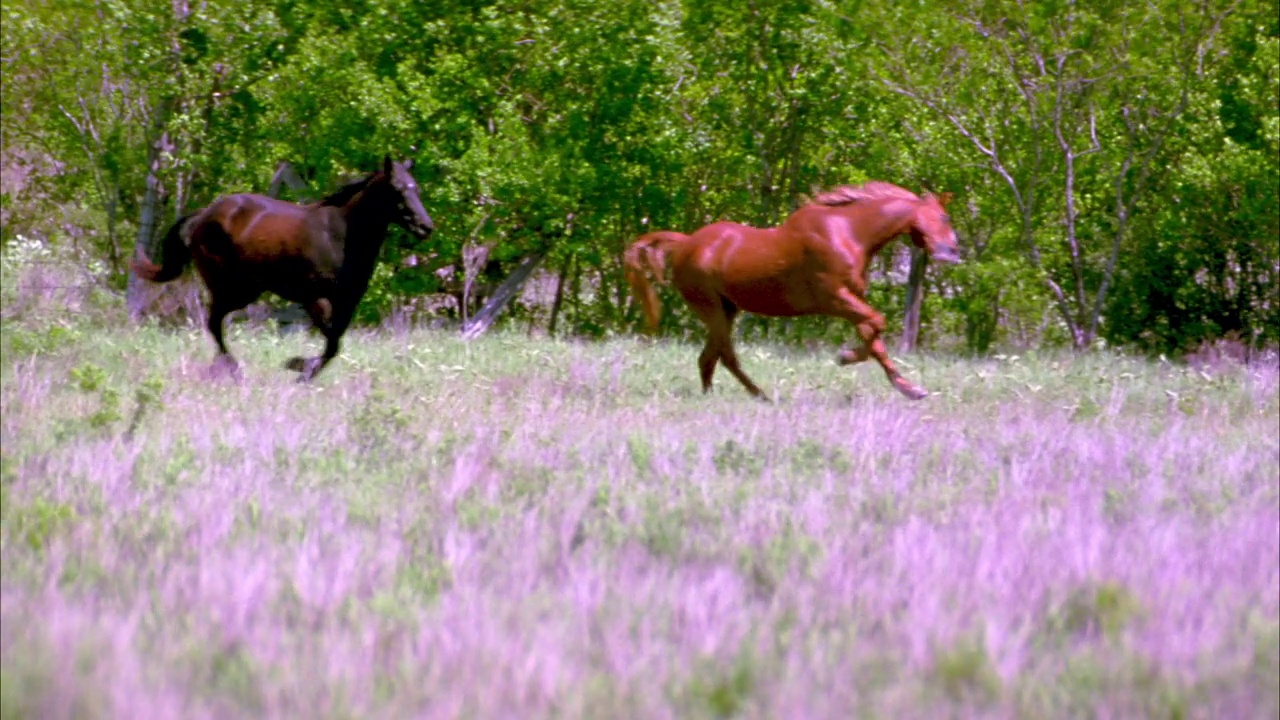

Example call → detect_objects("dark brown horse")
624 182 961 400
133 155 434 381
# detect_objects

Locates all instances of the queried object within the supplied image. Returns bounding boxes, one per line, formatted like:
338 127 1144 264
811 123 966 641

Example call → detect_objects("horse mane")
315 173 376 208
811 182 918 207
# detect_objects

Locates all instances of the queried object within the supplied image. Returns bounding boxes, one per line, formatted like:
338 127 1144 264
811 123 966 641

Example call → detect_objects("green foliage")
134 377 165 410
627 434 654 476
69 363 107 393
160 439 201 487
0 321 1275 716
1049 582 1144 642
787 439 851 476
370 556 453 621
929 636 1002 704
679 653 758 719
57 363 122 435
350 384 411 454
870 0 1272 350
2 0 1274 352
3 323 80 358
1253 616 1280 707
124 376 166 439
183 642 264 715
712 439 764 478
640 500 687 559
5 498 79 552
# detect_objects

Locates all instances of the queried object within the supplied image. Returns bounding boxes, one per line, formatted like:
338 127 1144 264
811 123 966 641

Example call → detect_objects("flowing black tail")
132 212 196 283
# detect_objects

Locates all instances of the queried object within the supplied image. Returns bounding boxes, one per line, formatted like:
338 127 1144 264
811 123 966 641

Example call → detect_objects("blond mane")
811 182 919 207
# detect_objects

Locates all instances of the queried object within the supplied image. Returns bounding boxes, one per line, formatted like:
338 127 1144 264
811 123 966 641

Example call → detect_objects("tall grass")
2 262 1277 718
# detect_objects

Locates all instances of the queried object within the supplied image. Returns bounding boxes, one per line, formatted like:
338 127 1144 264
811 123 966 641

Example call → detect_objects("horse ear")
383 154 393 174
937 191 954 207
403 158 413 170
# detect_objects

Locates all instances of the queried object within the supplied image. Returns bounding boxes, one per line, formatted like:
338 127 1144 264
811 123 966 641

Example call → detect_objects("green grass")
1 310 1277 718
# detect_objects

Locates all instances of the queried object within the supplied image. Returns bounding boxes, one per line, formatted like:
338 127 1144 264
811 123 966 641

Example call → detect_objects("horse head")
910 192 962 264
380 154 434 240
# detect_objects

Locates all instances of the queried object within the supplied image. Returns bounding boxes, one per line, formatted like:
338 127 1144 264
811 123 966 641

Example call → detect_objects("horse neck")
338 191 395 267
845 198 916 259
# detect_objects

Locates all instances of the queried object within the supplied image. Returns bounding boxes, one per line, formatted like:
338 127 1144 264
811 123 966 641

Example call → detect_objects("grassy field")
1 298 1278 718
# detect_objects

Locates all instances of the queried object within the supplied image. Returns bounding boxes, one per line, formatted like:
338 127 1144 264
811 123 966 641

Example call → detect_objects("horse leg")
714 301 766 399
284 298 333 375
832 289 927 400
206 296 246 380
288 299 351 383
676 286 724 393
689 296 764 398
296 330 341 383
697 337 720 392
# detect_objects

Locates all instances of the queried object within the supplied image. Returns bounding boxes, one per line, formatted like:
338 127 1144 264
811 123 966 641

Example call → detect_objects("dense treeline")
2 0 1276 353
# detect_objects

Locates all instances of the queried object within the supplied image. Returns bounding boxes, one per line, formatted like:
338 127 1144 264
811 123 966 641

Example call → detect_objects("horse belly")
266 261 337 301
722 274 812 317
240 221 338 294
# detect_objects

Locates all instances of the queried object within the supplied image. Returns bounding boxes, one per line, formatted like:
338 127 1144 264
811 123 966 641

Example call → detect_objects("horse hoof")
895 382 929 401
837 349 868 366
209 355 241 381
290 357 322 382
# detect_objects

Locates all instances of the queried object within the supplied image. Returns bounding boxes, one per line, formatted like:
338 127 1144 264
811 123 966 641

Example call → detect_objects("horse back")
198 194 341 267
682 223 812 277
678 217 857 316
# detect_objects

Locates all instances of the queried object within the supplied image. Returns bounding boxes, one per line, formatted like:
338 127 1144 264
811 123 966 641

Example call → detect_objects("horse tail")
132 212 197 283
624 231 688 334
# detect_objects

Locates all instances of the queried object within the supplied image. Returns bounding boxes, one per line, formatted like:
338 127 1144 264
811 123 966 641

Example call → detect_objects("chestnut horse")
133 155 434 381
624 182 961 400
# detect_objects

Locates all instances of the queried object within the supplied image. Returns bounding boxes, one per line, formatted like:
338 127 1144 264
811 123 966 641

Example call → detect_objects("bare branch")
876 5 1086 338
57 105 88 137
1042 274 1073 316
880 78 1026 207
1086 0 1235 341
1049 47 1088 324
1078 105 1102 158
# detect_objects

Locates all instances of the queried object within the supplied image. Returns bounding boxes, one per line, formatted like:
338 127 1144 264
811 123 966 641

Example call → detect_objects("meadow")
1 284 1277 718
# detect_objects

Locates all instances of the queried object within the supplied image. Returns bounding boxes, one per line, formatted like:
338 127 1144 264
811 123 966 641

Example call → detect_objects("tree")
874 0 1238 348
1105 2 1279 352
3 0 1273 352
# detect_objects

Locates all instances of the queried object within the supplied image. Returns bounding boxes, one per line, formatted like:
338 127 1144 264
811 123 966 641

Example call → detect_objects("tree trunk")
268 161 309 200
547 256 571 336
103 187 121 276
900 246 928 352
127 131 168 320
461 252 546 340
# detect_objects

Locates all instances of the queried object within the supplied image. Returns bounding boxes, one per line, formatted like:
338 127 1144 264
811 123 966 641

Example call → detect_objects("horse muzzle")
931 245 963 264
410 219 435 239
